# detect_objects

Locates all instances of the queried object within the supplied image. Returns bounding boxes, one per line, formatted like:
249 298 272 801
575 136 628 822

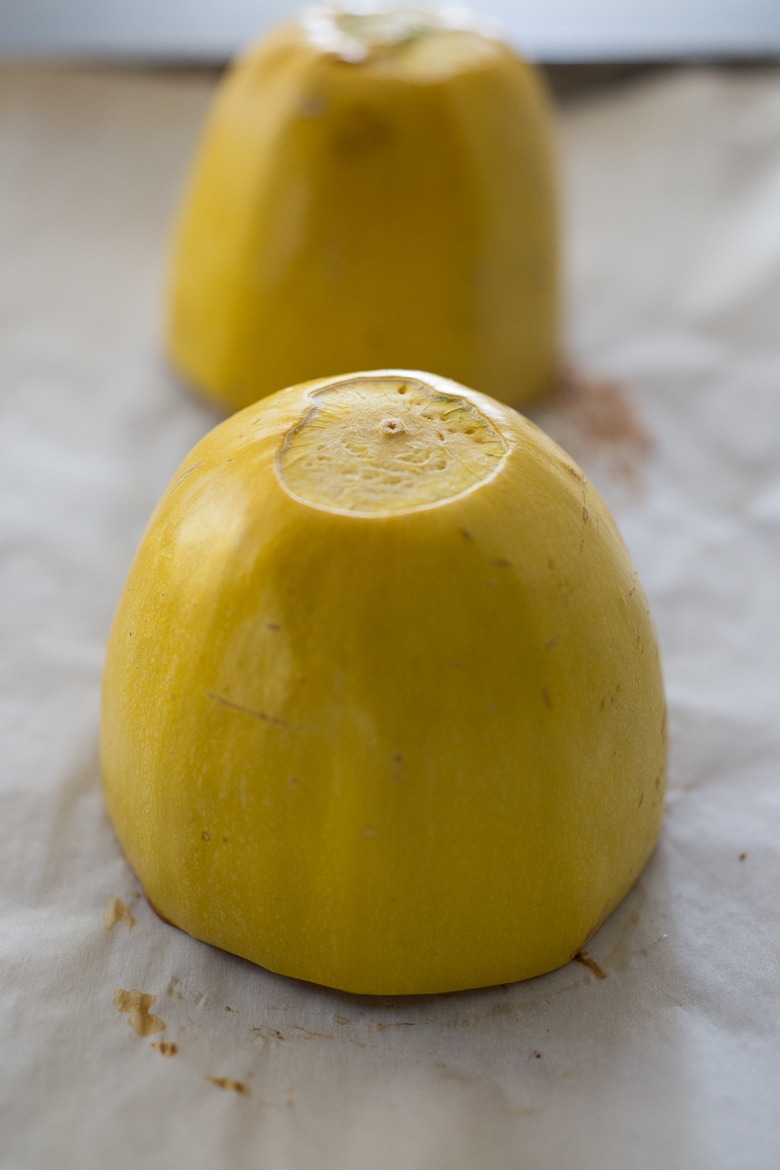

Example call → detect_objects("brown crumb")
114 989 166 1036
252 1026 285 1040
537 366 654 489
738 852 747 861
103 897 136 932
573 950 608 980
209 1077 250 1096
151 1041 178 1057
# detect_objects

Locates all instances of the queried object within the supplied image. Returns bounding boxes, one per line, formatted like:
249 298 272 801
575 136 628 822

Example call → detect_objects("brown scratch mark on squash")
174 461 204 487
206 691 288 727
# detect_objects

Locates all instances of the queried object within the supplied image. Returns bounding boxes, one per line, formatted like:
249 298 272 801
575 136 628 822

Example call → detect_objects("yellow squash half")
166 5 559 411
101 370 666 995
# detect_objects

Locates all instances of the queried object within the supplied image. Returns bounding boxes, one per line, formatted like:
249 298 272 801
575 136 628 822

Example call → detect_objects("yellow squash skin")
166 7 559 412
101 370 666 996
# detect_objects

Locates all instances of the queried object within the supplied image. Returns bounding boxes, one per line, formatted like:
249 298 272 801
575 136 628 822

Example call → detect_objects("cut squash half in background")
166 5 560 412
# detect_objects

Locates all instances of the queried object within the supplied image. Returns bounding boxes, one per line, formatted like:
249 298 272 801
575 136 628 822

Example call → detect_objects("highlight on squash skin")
166 4 560 412
101 369 667 996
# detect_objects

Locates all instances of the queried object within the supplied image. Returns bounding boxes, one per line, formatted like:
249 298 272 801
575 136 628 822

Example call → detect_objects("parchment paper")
1 62 779 1170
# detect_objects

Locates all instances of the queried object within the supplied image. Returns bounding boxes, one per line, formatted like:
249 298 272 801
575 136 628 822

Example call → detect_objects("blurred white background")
2 0 780 60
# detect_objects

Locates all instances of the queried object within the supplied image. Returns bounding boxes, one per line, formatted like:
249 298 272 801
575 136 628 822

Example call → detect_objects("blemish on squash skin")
541 688 552 711
114 989 166 1036
299 93 327 118
333 104 393 156
206 691 288 727
174 461 204 487
104 897 136 932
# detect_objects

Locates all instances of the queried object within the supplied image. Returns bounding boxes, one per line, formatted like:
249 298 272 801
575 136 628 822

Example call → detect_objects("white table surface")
1 59 780 1170
2 0 780 60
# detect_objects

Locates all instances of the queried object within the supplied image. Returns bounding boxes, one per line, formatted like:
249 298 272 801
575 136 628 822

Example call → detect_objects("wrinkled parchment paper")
2 63 779 1170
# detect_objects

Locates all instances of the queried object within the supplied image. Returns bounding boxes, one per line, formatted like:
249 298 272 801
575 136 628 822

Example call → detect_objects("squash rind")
101 370 666 995
166 16 560 411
